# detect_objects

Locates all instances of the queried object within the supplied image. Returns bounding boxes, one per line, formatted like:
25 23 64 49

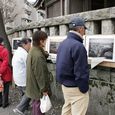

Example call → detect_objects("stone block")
41 27 46 32
49 27 59 36
85 21 95 35
110 7 115 18
14 32 19 37
101 20 115 34
27 30 33 37
59 25 68 35
33 29 38 33
19 31 22 37
21 31 27 37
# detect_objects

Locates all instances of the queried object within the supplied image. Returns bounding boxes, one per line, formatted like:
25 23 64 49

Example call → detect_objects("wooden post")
64 0 69 15
60 0 63 16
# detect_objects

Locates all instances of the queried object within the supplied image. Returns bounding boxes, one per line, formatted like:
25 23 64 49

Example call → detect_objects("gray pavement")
0 103 32 115
0 104 18 115
0 101 62 115
0 87 62 115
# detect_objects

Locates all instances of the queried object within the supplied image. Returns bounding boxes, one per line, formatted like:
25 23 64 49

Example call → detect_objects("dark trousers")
32 100 45 115
0 82 10 106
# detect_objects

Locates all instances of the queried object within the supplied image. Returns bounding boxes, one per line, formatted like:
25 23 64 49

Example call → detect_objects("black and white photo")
86 35 115 61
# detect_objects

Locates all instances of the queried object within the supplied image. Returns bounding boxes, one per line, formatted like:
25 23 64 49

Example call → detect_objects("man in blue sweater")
56 17 89 115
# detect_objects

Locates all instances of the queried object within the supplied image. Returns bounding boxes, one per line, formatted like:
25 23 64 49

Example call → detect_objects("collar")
69 30 83 39
18 47 28 53
68 31 83 43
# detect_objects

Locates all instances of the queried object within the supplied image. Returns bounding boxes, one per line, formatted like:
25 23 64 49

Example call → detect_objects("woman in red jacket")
0 36 12 108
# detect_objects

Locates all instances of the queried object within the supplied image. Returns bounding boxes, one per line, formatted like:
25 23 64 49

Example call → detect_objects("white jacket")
12 47 28 86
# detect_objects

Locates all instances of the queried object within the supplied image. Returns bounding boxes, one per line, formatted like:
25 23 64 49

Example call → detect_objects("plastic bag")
40 95 52 113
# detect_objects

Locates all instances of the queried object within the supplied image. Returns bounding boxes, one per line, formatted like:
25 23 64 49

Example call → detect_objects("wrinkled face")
26 42 31 51
23 42 31 52
79 26 86 36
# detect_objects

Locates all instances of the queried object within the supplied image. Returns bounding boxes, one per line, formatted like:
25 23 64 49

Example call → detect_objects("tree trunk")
0 9 12 65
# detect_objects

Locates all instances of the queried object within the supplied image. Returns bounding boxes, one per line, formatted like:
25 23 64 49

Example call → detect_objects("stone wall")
7 7 115 38
7 7 115 115
48 63 115 115
87 67 115 115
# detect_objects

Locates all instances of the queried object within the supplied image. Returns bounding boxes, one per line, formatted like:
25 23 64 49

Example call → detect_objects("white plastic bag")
40 95 52 113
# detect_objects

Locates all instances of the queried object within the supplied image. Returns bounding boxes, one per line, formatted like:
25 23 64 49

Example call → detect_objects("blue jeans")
16 86 31 112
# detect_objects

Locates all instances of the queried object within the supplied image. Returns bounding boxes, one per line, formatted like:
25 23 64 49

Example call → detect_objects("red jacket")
0 44 12 82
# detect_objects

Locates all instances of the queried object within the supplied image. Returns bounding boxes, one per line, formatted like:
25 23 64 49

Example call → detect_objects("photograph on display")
86 35 115 61
12 38 22 52
47 36 66 62
50 41 61 54
49 36 66 54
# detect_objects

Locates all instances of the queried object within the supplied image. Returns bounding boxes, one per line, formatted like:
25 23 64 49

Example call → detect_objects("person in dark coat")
0 36 12 108
56 17 89 115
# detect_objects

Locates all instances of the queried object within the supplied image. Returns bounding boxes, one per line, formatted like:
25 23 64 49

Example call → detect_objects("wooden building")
33 0 115 18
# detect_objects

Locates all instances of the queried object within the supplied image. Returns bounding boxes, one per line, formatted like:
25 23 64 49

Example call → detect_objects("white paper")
90 57 105 69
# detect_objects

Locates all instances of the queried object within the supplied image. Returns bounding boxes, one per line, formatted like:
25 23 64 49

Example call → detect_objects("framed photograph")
85 35 115 62
47 36 67 63
12 37 22 53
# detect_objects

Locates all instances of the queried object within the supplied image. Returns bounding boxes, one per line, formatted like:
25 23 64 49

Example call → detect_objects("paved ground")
0 86 62 115
0 104 22 115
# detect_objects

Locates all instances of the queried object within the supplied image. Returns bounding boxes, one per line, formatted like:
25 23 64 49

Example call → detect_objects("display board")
85 35 115 62
12 37 22 53
46 36 66 63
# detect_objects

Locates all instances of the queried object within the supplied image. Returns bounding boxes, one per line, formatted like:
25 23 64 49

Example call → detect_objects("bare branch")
0 0 17 24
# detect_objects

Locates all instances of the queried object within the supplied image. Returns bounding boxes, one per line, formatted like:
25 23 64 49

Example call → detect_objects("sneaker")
13 108 25 115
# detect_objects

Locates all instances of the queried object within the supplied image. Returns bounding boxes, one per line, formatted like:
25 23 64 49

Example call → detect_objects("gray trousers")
17 86 31 112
